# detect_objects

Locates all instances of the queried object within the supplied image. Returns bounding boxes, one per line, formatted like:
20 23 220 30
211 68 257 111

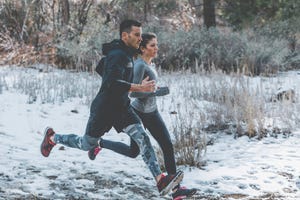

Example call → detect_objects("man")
40 19 183 196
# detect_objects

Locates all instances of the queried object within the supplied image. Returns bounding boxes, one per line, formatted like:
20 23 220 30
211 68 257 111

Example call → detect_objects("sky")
0 67 300 200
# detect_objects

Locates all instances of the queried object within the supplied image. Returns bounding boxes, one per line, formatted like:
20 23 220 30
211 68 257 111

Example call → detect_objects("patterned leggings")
53 123 161 178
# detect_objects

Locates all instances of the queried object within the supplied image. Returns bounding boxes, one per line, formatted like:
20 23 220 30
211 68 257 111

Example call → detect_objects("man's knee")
124 124 152 148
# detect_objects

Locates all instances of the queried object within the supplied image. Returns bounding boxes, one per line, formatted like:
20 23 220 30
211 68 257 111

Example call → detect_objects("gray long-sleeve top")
130 57 169 113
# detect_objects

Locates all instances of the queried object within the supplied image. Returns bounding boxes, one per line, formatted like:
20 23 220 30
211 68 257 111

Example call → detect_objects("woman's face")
142 38 158 58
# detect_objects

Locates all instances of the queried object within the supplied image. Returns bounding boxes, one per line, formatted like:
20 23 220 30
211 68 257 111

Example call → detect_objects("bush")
171 104 207 167
156 26 293 75
54 6 117 71
253 18 300 70
52 22 300 74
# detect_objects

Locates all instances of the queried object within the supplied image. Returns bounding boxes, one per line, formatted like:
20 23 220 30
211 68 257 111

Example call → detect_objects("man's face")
123 26 142 49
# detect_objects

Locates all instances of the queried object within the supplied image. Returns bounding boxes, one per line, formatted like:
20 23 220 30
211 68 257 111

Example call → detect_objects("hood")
102 39 137 56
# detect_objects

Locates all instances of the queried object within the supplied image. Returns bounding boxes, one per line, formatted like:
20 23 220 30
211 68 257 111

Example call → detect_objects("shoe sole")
88 149 97 160
88 152 96 160
187 189 197 197
40 127 52 157
173 188 198 200
174 189 198 200
160 171 184 196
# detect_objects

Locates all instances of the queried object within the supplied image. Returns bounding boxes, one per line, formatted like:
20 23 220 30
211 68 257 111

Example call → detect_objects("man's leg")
41 125 100 157
54 133 99 151
123 123 161 177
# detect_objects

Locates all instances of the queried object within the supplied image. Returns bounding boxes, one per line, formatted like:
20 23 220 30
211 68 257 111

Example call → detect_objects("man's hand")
141 76 156 92
129 76 156 92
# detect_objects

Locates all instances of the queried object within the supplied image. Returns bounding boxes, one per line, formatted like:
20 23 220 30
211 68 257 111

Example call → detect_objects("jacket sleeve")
95 57 105 77
130 61 156 98
104 52 131 94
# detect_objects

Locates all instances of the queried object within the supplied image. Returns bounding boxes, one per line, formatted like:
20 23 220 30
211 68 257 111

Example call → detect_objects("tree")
188 0 216 28
222 0 300 29
59 0 70 26
203 0 216 28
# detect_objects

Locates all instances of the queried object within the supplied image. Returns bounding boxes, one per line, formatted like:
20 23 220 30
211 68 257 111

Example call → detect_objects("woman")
93 33 197 199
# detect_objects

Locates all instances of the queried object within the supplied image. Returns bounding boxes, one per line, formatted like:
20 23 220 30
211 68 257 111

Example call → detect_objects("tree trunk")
203 0 216 28
51 0 56 33
76 0 94 36
60 0 70 26
143 1 150 22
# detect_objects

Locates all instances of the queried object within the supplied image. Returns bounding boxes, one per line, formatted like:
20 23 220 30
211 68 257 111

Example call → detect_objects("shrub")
171 104 207 167
156 26 293 75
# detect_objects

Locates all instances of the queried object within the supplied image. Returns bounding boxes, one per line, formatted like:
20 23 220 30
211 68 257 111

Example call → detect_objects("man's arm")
104 53 133 93
104 52 155 94
129 62 156 97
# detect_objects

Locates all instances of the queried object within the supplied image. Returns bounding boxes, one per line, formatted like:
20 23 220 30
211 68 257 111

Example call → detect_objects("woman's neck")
141 55 152 65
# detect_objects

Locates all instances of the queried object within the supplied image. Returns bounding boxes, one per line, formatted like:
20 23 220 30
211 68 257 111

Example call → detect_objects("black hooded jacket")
87 39 139 136
99 39 135 101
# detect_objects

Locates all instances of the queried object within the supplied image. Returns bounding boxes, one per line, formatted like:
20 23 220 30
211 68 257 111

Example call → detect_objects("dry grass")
155 70 299 167
1 67 299 167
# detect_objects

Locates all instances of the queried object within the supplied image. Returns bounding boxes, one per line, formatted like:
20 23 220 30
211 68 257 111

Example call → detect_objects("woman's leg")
123 123 184 196
100 137 140 158
139 110 177 175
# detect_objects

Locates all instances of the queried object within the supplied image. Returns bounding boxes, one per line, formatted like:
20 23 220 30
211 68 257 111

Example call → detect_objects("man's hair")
119 19 142 38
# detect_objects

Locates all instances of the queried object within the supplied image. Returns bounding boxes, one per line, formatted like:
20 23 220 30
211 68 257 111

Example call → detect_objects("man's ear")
121 32 128 41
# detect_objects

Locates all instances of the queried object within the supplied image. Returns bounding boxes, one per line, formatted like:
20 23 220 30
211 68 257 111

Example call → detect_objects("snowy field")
1 67 300 200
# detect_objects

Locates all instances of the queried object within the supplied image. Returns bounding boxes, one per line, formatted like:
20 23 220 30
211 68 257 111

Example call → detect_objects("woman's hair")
138 32 157 54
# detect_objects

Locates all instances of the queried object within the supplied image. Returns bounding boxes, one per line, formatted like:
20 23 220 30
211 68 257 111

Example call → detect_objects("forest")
1 1 300 199
0 0 299 75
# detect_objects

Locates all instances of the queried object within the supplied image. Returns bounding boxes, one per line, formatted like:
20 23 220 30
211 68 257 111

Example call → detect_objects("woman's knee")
129 149 140 158
128 139 140 158
161 140 174 153
166 140 173 148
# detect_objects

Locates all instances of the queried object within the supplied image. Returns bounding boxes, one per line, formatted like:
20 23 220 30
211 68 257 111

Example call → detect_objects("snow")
1 67 300 199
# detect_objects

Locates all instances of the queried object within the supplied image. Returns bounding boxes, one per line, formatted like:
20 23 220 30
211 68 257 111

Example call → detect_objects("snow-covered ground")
1 67 300 200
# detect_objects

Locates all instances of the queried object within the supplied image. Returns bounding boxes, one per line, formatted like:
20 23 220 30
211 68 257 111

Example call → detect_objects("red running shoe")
88 146 102 160
157 170 184 196
172 185 197 200
40 127 56 157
